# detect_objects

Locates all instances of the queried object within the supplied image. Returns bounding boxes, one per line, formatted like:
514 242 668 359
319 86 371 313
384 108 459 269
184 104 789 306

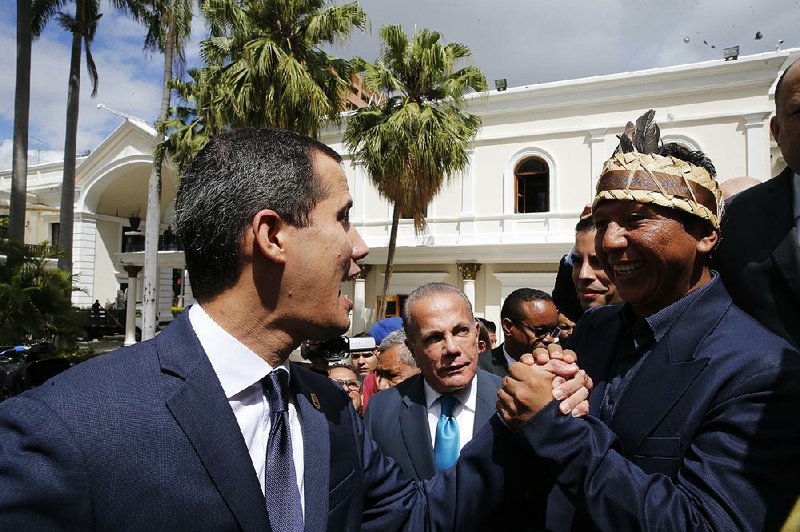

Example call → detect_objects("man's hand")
497 359 591 430
526 344 592 416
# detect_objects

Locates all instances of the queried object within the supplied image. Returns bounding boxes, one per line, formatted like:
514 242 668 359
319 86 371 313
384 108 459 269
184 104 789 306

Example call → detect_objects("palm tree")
32 0 102 274
344 25 486 319
121 0 194 340
165 0 367 161
9 0 33 243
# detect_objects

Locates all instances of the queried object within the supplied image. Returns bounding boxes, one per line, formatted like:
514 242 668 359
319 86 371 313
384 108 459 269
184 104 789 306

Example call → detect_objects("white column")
587 128 607 199
123 265 142 346
459 149 476 244
742 113 772 181
353 264 371 334
72 212 97 307
457 263 481 310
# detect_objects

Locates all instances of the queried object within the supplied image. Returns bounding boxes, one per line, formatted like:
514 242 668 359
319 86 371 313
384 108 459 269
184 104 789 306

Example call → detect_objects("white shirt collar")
422 374 476 413
188 303 290 399
792 172 800 222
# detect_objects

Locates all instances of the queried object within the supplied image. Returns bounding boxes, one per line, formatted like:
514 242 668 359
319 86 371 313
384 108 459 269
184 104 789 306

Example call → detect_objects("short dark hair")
174 128 341 301
659 142 716 177
477 317 496 333
402 283 474 340
501 288 553 323
775 59 800 116
575 217 595 233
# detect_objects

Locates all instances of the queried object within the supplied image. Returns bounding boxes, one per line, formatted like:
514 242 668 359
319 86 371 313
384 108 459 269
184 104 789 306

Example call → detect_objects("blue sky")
1 0 798 170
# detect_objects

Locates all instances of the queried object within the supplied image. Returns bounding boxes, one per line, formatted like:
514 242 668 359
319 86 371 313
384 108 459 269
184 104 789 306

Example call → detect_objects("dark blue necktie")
262 370 304 532
434 394 460 471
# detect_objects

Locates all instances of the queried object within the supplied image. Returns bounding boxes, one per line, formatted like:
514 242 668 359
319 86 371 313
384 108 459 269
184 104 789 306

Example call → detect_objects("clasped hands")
497 344 592 430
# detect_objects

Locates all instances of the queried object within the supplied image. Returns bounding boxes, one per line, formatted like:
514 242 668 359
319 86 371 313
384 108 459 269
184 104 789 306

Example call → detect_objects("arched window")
515 157 549 213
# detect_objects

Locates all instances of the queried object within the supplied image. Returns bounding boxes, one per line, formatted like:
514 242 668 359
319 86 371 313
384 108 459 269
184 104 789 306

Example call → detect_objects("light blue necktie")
434 394 460 471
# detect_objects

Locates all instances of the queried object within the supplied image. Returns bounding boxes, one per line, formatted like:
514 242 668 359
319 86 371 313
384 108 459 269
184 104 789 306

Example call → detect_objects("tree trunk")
57 2 84 275
9 0 32 242
378 202 401 320
141 15 175 340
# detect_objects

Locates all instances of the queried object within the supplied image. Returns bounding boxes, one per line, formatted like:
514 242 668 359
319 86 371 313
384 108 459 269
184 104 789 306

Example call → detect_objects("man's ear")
251 209 288 264
696 228 719 255
770 115 781 146
501 317 514 335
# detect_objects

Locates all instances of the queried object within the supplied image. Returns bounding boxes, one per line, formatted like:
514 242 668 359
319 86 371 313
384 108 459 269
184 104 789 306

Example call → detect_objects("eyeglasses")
332 378 361 391
514 321 561 340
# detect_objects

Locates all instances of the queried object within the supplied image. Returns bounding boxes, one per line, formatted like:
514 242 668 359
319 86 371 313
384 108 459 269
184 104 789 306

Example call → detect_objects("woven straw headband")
592 151 723 229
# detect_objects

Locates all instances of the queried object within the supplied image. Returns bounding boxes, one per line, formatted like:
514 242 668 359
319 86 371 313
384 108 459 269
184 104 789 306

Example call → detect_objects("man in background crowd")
329 362 363 414
570 217 622 312
366 283 568 530
478 288 561 378
375 329 420 391
477 318 497 347
715 59 800 349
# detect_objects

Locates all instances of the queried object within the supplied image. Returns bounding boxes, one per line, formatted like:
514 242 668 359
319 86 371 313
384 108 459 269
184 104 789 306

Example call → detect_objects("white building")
1 49 795 341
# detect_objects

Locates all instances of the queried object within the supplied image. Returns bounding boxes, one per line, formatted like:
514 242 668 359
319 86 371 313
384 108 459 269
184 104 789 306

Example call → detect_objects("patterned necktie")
434 394 460 471
262 370 304 532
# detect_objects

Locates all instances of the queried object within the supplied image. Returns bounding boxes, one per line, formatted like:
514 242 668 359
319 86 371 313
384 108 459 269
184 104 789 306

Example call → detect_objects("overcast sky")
0 0 797 169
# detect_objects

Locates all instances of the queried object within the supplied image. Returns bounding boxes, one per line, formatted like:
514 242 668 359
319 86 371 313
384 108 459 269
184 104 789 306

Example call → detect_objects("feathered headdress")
593 109 723 229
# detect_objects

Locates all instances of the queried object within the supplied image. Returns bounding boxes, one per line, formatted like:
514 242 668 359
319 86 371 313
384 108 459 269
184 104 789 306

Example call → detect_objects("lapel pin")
311 393 321 410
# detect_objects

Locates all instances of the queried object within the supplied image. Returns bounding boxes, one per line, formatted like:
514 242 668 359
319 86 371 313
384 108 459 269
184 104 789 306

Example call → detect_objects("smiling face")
571 228 620 310
283 152 369 338
592 200 716 318
405 291 480 394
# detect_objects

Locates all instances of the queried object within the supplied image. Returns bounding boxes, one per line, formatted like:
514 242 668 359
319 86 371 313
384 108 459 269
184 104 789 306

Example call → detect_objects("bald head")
720 176 762 200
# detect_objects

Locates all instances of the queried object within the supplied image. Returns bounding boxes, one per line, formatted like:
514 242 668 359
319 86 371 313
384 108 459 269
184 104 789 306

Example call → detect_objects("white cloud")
0 139 64 171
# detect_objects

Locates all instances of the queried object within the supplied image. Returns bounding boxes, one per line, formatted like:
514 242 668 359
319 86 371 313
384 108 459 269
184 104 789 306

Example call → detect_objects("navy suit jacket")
521 279 800 530
0 312 520 531
714 167 800 348
477 345 508 378
364 370 548 530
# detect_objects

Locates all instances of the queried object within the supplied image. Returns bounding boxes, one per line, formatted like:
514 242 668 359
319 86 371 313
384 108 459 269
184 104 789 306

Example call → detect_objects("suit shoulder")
290 363 351 411
476 369 502 388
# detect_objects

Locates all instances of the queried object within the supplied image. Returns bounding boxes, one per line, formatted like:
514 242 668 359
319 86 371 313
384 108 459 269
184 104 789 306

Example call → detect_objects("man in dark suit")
497 123 800 530
366 282 549 530
478 288 561 378
0 128 590 530
714 59 800 349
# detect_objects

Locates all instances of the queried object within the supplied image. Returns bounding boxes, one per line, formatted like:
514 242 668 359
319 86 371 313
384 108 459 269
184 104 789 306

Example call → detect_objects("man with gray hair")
375 329 419 391
365 282 560 529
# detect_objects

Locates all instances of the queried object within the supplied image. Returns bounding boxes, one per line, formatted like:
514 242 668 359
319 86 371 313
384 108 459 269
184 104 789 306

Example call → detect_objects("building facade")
1 49 795 342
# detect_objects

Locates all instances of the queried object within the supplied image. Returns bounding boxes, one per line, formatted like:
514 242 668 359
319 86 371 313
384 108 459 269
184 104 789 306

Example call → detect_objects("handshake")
497 345 592 430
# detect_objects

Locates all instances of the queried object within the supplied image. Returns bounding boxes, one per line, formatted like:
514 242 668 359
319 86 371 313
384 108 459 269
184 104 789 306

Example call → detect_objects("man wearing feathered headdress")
496 110 800 530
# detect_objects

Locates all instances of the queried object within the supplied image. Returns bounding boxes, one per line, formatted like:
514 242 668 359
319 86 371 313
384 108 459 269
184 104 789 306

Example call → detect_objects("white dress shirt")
188 304 305 515
502 345 517 371
423 378 477 452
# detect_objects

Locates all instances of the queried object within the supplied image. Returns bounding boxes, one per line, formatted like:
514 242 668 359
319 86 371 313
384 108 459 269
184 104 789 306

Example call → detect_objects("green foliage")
0 240 84 347
344 24 486 232
163 0 367 169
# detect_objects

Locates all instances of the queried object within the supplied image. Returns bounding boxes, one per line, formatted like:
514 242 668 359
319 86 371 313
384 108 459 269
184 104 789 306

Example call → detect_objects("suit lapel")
474 370 498 435
768 168 800 303
491 345 508 376
606 283 730 455
399 376 437 479
290 374 330 532
159 314 268 531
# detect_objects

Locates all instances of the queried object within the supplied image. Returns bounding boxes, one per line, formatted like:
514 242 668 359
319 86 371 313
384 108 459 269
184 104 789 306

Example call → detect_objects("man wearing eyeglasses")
478 288 561 379
329 363 363 414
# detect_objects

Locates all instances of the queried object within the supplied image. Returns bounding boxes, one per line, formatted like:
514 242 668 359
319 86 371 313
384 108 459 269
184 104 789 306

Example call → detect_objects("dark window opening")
515 157 550 213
